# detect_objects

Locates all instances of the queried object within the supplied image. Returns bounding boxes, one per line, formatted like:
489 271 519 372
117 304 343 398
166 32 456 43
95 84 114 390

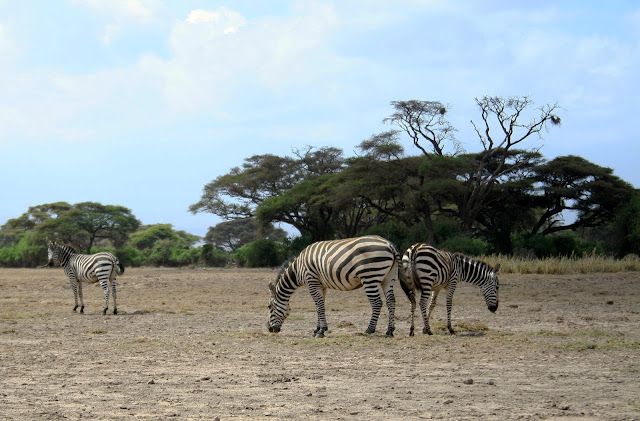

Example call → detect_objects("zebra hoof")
314 331 325 338
102 309 107 316
385 330 394 337
80 307 84 314
409 327 415 337
423 327 432 335
364 329 375 335
113 309 118 315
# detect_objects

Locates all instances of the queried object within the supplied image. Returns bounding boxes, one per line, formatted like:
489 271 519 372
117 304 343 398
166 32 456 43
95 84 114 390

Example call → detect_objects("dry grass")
1 267 639 420
487 253 640 274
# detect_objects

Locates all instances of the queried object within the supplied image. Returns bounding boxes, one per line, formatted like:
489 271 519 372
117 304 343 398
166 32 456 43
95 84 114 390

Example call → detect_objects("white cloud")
68 0 163 24
0 22 19 67
69 0 164 45
157 2 342 114
577 35 633 78
185 8 246 34
101 23 120 45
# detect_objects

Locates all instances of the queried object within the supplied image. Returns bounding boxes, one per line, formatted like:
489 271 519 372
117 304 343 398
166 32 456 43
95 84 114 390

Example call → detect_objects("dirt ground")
0 267 639 420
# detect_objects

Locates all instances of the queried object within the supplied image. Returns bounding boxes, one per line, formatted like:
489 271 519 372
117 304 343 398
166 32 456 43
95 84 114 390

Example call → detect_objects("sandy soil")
0 267 639 420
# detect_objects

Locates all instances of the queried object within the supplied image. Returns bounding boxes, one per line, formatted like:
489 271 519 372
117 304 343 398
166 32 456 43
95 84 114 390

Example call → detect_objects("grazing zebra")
267 235 414 338
47 241 124 315
402 243 500 335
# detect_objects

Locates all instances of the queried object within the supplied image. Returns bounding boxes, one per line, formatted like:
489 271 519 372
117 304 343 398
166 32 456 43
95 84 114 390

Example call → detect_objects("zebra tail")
117 260 125 275
397 255 417 336
398 262 416 307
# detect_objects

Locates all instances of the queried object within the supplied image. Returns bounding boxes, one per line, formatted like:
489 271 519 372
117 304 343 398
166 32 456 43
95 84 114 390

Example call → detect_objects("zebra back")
293 235 398 290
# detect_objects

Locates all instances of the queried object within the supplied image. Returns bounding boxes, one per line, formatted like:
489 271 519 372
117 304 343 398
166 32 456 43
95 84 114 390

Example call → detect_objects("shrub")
243 239 280 268
201 243 228 267
363 221 427 252
438 235 488 256
115 246 144 267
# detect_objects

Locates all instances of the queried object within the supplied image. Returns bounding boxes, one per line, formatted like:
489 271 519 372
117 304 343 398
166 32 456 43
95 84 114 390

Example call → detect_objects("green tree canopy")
532 155 634 235
37 202 140 253
204 218 287 252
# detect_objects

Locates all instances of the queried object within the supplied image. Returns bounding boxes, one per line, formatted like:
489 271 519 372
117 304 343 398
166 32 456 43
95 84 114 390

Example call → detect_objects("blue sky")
1 0 638 238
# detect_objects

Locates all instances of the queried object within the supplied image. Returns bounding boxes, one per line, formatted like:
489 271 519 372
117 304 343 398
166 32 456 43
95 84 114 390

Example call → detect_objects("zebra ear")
494 263 501 274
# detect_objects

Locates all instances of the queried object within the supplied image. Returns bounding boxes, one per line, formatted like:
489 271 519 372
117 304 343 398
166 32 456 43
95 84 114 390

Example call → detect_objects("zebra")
267 235 415 338
47 241 124 315
402 243 500 335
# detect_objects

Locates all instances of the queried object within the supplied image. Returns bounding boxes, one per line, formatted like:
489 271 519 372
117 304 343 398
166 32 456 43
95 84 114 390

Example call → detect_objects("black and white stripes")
267 235 411 337
47 241 124 315
402 243 500 335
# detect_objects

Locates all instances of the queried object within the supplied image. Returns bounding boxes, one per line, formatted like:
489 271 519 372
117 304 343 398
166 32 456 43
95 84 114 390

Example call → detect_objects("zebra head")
267 282 290 333
47 241 61 267
482 263 500 313
267 260 295 333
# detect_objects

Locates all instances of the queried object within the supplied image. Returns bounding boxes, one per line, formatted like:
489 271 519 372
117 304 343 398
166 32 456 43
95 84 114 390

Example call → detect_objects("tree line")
1 96 638 268
190 96 639 258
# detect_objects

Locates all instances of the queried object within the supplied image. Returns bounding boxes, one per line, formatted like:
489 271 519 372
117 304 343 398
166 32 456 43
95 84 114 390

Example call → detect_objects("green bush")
438 235 488 256
201 243 228 267
242 239 280 268
363 221 427 252
0 243 20 266
433 219 461 244
513 233 601 258
116 246 145 267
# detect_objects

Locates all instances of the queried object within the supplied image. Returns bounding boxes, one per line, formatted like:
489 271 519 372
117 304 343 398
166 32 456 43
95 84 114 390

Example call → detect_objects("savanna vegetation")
2 96 638 270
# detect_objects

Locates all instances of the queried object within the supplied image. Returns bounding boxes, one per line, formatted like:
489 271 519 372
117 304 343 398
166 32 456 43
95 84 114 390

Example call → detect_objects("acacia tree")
205 218 287 252
531 155 634 235
386 96 562 232
335 132 436 240
191 147 345 241
38 202 140 253
0 202 73 247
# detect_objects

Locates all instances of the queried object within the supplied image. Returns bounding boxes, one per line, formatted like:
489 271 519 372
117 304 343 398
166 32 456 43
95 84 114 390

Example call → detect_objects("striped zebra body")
47 241 124 315
268 235 412 337
402 243 500 335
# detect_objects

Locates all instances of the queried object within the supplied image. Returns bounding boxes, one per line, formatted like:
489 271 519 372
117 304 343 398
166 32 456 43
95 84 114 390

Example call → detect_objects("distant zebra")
268 235 414 337
47 241 124 315
402 244 500 335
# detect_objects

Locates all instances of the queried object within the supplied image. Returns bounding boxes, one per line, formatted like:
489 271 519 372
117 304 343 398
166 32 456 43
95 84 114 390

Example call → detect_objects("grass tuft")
486 253 640 274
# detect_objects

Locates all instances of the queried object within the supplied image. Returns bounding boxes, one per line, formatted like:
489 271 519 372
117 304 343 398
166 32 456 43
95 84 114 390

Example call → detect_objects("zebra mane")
53 242 78 254
454 253 494 271
276 258 295 281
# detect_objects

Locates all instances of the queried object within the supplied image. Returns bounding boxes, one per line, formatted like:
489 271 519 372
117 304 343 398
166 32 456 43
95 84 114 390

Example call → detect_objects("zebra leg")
77 281 85 313
308 282 328 338
111 277 118 315
426 290 440 334
69 277 79 312
69 278 78 311
382 280 395 337
363 282 383 335
409 288 416 337
418 290 432 334
99 278 110 315
446 283 457 334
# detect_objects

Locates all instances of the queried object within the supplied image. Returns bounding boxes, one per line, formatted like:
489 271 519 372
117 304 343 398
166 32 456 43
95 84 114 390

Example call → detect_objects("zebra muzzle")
268 325 280 333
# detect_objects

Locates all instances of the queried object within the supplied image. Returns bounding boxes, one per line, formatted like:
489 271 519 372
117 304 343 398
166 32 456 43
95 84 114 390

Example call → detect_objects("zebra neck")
456 255 486 285
275 261 302 300
58 246 76 266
